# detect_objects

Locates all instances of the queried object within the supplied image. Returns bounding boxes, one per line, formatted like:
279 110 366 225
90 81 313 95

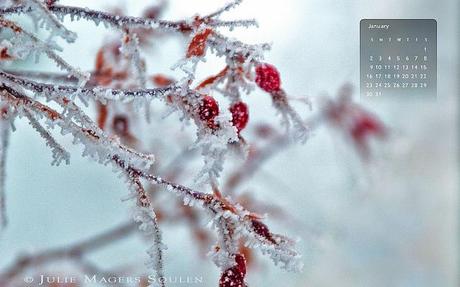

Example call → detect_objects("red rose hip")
255 63 281 93
219 266 245 287
198 96 219 128
229 102 249 133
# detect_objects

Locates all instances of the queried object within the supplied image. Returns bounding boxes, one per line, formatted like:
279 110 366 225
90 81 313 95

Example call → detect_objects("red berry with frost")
255 63 281 93
234 254 246 276
198 96 219 128
229 102 249 133
219 266 245 287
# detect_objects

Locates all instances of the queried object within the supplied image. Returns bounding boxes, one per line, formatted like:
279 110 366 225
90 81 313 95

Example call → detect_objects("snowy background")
0 0 458 286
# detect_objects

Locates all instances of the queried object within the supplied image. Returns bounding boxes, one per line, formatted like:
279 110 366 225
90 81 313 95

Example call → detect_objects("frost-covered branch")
2 69 79 83
0 3 257 32
0 86 155 170
0 1 388 286
123 167 166 287
23 109 70 166
120 30 146 88
0 71 178 103
113 156 303 273
202 0 245 21
0 17 88 82
1 81 303 280
25 0 78 43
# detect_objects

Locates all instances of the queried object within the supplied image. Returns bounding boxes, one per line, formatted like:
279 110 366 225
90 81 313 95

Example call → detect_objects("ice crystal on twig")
0 17 88 83
205 0 243 19
120 30 146 88
129 176 166 287
23 109 70 166
25 0 78 43
0 71 177 103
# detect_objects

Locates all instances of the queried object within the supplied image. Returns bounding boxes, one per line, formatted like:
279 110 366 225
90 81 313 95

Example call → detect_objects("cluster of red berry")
197 63 281 135
197 96 249 134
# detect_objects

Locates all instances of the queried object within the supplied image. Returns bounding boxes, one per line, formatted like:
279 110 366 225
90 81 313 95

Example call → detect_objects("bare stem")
0 3 256 32
0 221 137 284
0 71 178 102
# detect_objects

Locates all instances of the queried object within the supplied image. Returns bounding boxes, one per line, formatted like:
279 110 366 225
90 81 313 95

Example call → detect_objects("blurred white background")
0 0 458 286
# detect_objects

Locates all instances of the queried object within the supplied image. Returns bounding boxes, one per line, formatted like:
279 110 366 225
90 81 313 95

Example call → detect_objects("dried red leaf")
1 107 8 119
196 66 229 90
0 47 13 60
97 103 108 130
152 74 174 87
186 28 213 58
95 49 105 72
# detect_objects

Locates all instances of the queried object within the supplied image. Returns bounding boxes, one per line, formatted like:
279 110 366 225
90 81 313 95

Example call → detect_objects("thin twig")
0 71 178 102
0 4 256 32
0 221 137 284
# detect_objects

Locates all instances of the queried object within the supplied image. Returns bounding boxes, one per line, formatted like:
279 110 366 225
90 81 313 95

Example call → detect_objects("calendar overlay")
360 19 437 99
